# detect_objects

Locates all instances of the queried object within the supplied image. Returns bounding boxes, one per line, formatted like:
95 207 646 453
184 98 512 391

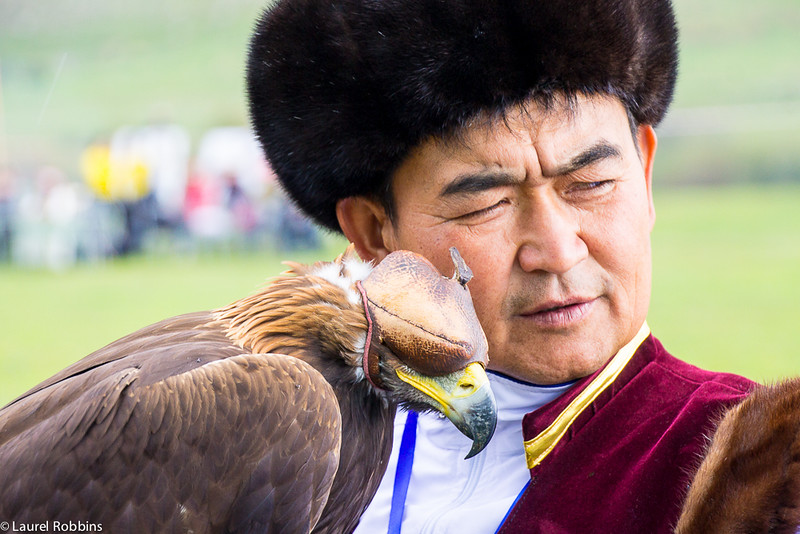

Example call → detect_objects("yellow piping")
524 323 651 469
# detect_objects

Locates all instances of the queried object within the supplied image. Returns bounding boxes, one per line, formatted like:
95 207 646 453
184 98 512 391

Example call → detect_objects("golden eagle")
0 247 496 533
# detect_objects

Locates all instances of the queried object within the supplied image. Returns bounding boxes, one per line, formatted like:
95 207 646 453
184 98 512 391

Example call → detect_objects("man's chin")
489 335 616 385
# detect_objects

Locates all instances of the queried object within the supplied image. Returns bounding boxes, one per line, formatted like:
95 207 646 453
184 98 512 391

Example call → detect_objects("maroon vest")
497 335 755 533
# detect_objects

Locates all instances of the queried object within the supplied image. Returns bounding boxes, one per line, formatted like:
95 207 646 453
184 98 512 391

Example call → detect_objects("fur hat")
246 0 679 232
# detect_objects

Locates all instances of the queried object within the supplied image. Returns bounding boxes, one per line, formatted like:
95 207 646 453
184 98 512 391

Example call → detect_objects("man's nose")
516 196 588 275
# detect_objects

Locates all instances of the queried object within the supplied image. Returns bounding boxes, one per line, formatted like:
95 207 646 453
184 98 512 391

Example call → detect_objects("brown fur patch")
676 378 800 533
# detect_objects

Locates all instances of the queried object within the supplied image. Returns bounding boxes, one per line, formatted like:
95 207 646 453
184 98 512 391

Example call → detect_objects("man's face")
364 94 656 385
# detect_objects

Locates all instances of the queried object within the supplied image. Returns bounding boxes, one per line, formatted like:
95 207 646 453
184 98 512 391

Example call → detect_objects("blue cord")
387 411 418 534
494 480 530 533
386 410 526 533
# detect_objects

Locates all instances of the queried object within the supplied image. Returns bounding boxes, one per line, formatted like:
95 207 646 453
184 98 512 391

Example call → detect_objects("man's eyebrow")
438 141 622 197
439 171 521 197
549 141 623 177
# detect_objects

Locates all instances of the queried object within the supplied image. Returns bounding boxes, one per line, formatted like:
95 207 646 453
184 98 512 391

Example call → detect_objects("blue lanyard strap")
388 411 418 534
386 410 528 534
494 479 530 534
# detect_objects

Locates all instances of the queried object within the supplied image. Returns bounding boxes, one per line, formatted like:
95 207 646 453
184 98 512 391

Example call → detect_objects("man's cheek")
471 287 503 333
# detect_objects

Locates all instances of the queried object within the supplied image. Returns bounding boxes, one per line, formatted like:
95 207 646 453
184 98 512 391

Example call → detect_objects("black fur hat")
246 0 679 232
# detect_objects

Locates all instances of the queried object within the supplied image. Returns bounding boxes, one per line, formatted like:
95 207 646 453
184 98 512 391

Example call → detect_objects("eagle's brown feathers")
0 247 496 533
0 249 389 533
215 257 368 363
0 319 344 532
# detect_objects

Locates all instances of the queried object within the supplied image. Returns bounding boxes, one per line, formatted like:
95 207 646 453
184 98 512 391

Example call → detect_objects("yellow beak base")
396 362 497 458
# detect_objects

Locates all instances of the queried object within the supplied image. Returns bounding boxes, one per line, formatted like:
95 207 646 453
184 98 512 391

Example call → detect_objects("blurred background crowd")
0 124 318 270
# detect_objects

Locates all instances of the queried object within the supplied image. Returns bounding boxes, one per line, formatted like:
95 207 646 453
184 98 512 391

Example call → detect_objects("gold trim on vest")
523 323 651 469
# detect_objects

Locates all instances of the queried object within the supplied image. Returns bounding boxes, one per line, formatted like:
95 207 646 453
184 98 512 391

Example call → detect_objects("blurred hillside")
0 0 269 175
0 0 798 182
658 0 800 186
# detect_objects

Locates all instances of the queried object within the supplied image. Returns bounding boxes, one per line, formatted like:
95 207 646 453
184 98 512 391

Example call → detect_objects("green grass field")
2 185 799 406
648 185 800 382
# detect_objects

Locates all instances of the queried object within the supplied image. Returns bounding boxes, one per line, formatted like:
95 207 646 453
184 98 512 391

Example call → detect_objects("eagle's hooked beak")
396 362 497 459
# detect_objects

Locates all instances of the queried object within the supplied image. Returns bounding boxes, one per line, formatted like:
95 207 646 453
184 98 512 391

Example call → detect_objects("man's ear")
336 197 394 262
637 124 658 230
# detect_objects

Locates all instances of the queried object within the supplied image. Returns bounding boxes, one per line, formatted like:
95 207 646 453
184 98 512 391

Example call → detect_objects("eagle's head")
358 247 496 459
218 246 497 458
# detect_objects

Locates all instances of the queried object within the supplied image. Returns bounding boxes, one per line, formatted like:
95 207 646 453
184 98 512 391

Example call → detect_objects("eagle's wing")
0 317 342 534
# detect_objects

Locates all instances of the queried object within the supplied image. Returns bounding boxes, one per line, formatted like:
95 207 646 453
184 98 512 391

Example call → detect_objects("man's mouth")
520 298 597 328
